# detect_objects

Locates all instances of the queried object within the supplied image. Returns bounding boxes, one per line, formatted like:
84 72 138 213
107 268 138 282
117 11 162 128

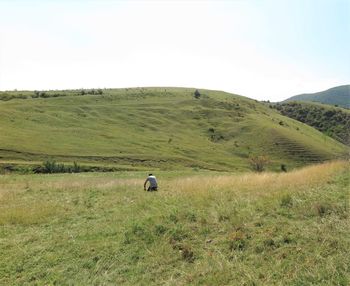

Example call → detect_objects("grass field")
0 88 348 172
0 161 349 285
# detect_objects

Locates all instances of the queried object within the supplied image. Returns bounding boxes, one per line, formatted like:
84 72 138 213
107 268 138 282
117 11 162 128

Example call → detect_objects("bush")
194 89 201 99
72 161 81 173
33 90 40 98
37 160 82 174
43 160 58 173
249 155 270 172
281 164 287 172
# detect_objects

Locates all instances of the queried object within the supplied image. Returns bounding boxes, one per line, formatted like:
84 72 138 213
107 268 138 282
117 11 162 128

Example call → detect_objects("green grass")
0 87 348 172
0 87 348 284
0 161 349 285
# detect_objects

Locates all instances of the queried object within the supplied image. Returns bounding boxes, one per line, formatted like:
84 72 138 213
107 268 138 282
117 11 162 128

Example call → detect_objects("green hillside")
0 87 348 172
273 101 350 145
283 85 350 108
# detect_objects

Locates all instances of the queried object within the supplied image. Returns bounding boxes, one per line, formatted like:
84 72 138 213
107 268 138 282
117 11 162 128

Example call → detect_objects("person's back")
144 174 158 191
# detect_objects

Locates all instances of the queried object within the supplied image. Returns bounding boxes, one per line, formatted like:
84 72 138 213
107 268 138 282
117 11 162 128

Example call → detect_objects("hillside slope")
274 101 350 145
0 88 348 171
283 85 350 108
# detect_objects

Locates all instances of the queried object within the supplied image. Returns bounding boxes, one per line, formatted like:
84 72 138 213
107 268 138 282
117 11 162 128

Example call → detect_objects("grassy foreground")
0 161 349 285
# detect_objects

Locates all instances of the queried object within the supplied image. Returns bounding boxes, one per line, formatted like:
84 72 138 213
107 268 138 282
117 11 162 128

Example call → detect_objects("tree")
194 89 201 99
249 155 270 172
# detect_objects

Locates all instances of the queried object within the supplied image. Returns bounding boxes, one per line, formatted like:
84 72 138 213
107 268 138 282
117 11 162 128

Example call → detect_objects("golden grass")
0 160 347 226
164 160 348 197
0 202 59 225
0 161 346 196
0 176 143 194
0 184 59 225
41 177 143 191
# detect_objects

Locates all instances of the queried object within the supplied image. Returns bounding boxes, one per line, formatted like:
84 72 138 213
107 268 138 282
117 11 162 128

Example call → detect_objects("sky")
0 0 349 101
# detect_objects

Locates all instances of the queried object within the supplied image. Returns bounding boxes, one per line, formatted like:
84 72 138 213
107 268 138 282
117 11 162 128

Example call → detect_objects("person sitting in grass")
144 173 158 191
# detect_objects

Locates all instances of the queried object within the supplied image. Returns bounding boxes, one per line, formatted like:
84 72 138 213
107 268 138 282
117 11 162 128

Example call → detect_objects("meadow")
1 161 349 285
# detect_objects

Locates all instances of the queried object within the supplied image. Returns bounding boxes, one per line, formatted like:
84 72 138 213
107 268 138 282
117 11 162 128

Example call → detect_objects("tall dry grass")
0 161 347 225
163 160 348 198
0 202 59 225
0 161 346 198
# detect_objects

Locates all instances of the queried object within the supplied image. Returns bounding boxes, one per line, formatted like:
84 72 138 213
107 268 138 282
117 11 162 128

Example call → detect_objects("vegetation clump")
32 160 83 173
281 164 287 172
80 89 103 95
194 89 201 99
274 102 350 145
249 155 270 172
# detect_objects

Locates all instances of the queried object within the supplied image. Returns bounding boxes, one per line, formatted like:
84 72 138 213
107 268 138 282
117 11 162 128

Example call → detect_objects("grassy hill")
0 87 348 172
273 101 350 145
1 88 349 285
283 85 350 108
0 161 349 285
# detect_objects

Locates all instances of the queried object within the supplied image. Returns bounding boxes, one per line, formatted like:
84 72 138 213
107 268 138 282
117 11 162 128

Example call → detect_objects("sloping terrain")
283 85 350 108
273 101 350 145
0 161 349 285
0 87 347 171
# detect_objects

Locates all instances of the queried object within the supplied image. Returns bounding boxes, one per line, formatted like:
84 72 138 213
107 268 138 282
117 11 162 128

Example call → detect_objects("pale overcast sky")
0 0 349 101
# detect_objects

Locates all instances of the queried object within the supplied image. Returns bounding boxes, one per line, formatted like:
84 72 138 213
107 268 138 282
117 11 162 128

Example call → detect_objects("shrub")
194 89 201 99
72 161 81 173
33 90 40 97
281 164 287 172
249 155 270 172
43 160 58 173
39 160 82 174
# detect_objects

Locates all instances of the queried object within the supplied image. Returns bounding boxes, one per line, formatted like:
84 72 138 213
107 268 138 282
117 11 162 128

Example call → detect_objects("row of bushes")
0 161 118 174
0 89 104 101
32 160 120 174
1 157 281 174
33 161 82 173
80 89 103 95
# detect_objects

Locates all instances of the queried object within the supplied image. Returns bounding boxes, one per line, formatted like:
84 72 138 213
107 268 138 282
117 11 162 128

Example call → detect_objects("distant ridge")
283 85 350 108
274 101 350 146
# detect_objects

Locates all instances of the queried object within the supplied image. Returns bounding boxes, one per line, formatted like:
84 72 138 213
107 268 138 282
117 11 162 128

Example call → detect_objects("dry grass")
0 181 60 225
0 161 346 196
0 176 143 193
0 160 347 226
164 160 347 197
0 201 59 225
